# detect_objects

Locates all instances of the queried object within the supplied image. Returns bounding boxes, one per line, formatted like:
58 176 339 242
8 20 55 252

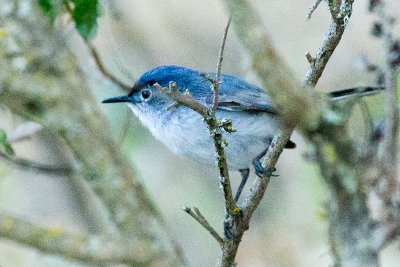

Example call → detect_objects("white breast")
128 103 281 170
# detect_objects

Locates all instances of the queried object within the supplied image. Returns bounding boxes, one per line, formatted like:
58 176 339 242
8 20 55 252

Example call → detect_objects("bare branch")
0 3 186 264
217 131 292 266
307 0 324 20
223 0 299 109
219 0 356 265
370 0 400 254
156 82 237 216
241 130 291 219
304 0 355 88
376 0 399 198
156 82 209 117
305 51 316 65
0 212 156 265
183 206 223 245
8 121 43 143
88 44 131 93
0 150 74 175
213 16 232 112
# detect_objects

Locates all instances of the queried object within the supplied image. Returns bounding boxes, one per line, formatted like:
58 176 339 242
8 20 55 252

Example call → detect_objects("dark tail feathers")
283 86 383 150
328 86 385 101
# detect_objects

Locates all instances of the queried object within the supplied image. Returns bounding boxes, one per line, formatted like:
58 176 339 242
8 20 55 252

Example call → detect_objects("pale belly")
132 106 282 170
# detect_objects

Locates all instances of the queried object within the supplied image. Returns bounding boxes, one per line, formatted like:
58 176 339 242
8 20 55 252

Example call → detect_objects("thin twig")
183 207 223 245
210 16 237 219
0 150 74 175
304 0 355 87
210 126 237 217
307 0 324 20
213 16 232 112
305 51 315 65
88 45 131 93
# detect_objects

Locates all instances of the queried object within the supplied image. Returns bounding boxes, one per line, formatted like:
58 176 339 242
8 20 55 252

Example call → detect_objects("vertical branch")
159 84 237 216
206 114 237 216
221 0 358 266
370 0 400 252
376 1 399 197
209 17 237 216
213 16 232 112
0 1 185 265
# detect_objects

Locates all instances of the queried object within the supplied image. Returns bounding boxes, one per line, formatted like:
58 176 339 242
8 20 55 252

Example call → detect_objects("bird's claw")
223 212 242 242
253 159 278 177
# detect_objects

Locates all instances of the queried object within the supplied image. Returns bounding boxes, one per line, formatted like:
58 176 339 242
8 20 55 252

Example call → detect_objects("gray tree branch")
0 150 74 175
0 1 185 265
220 0 379 266
0 213 154 266
183 206 224 245
304 0 355 88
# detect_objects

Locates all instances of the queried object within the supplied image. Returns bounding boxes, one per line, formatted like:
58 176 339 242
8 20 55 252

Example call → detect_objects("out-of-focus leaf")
0 27 7 39
38 0 56 23
70 0 99 41
38 0 100 41
323 143 337 164
0 129 15 157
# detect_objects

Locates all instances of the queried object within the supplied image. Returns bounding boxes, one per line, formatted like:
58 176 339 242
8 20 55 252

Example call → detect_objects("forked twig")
183 206 223 245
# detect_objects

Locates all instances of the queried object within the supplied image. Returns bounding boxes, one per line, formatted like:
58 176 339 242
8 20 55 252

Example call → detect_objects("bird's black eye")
141 89 152 100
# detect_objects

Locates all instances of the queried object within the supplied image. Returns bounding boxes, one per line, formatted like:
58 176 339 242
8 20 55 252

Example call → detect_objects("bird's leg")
224 168 249 240
224 216 234 240
252 146 278 177
234 168 250 202
224 215 241 241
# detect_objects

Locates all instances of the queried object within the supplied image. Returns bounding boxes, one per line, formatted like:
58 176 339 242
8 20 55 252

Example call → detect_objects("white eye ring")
141 89 152 100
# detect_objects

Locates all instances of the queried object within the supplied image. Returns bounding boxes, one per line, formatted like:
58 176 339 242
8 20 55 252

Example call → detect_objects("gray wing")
202 74 295 148
204 74 278 114
215 91 278 114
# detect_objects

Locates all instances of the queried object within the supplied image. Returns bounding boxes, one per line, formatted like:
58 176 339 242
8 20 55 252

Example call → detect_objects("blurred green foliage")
0 129 15 156
38 0 56 23
38 0 99 41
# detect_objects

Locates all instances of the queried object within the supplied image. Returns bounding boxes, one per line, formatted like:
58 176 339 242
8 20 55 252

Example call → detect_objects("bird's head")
102 65 204 111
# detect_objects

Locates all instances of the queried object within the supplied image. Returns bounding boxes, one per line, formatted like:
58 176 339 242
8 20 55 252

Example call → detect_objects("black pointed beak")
102 95 130 104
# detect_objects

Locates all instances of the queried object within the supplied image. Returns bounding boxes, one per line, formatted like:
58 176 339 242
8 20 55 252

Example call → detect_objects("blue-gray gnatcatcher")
103 65 382 200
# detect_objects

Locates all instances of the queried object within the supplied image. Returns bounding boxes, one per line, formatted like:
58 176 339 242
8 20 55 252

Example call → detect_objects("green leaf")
0 130 6 143
38 0 56 23
70 0 99 41
3 143 15 157
0 129 15 157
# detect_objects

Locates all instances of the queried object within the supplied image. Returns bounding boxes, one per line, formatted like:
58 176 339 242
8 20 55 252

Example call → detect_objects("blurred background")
1 0 399 266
